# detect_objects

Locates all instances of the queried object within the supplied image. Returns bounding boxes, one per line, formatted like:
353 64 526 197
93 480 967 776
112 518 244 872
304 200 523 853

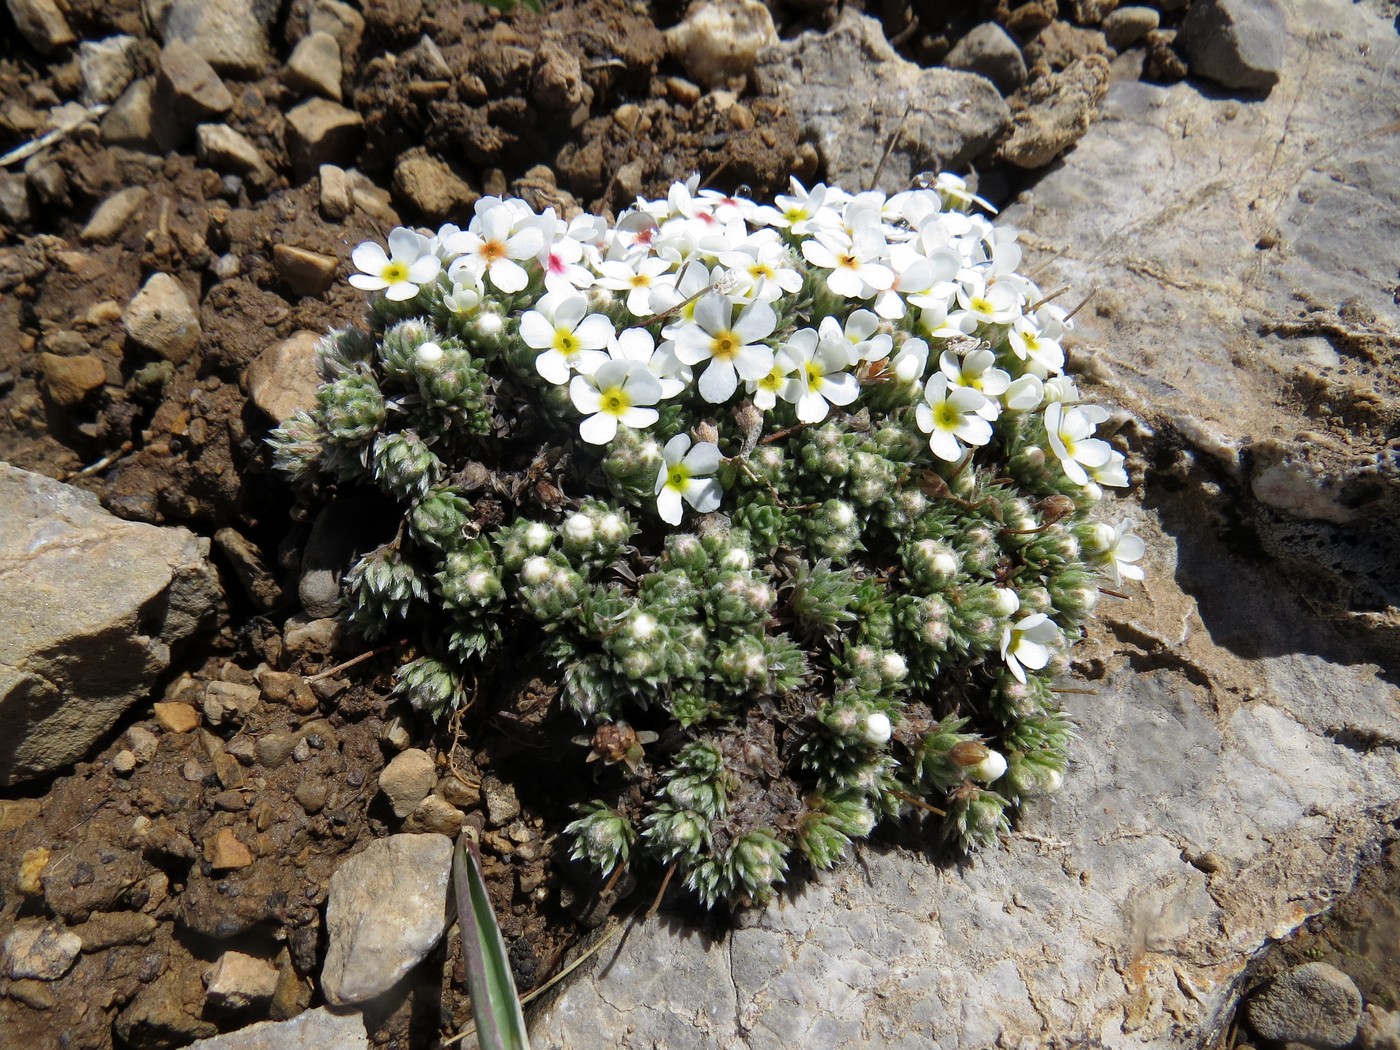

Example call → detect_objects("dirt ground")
0 1 1395 1048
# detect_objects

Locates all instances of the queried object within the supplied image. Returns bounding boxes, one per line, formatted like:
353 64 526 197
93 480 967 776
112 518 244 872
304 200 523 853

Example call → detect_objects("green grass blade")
453 831 532 1050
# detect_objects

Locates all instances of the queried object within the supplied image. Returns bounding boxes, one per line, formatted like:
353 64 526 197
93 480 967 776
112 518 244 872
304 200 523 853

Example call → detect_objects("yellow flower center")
554 331 578 355
805 363 824 389
666 465 689 489
711 330 739 361
601 387 630 416
382 262 408 282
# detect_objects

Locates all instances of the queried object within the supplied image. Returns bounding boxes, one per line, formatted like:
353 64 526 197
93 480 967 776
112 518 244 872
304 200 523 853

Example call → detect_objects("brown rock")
195 124 273 186
392 150 477 222
996 55 1111 169
205 950 279 1009
379 749 437 818
101 78 155 147
80 186 149 243
204 828 253 870
318 163 353 220
153 701 199 733
308 0 366 57
285 98 363 181
285 31 343 100
155 41 234 150
40 352 105 407
405 794 466 835
8 0 75 55
124 273 201 363
272 245 340 297
256 668 319 713
69 911 157 951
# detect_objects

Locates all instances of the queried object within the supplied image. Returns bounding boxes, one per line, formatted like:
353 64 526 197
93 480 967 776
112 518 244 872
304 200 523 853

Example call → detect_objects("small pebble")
112 750 137 774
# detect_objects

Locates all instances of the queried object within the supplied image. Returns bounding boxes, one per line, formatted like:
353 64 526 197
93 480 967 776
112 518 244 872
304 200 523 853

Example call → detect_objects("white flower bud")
863 712 892 745
879 652 907 682
465 569 494 597
830 502 854 528
415 341 444 366
597 513 626 545
1041 768 1064 794
628 612 657 641
993 587 1021 617
563 513 594 545
476 312 504 337
968 749 1008 784
932 551 959 576
720 547 751 571
521 556 550 585
524 521 552 550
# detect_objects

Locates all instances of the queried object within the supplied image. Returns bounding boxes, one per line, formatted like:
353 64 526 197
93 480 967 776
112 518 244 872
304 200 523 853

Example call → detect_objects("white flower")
1043 402 1114 486
569 359 662 445
915 374 994 462
779 327 860 424
863 712 892 745
596 256 677 316
1088 450 1129 490
654 434 723 525
1002 374 1044 412
939 347 1009 420
801 226 894 300
753 178 832 235
966 748 1008 784
442 276 483 315
1000 613 1060 684
444 204 544 294
521 556 551 585
1093 519 1146 587
746 350 801 412
349 228 441 301
672 292 776 404
715 232 803 303
610 327 687 399
818 310 891 367
1007 318 1065 376
520 291 613 384
992 587 1020 617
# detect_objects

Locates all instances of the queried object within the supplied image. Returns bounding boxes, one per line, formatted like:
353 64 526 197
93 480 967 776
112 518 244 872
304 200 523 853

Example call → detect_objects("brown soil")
1 1 1394 1048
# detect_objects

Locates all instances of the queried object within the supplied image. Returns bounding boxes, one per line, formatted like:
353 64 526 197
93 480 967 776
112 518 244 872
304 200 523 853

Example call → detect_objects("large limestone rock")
0 464 222 784
752 10 1009 194
531 1 1400 1046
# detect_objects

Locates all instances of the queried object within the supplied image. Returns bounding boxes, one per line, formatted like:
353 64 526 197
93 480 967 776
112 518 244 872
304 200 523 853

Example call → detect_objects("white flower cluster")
347 174 1145 677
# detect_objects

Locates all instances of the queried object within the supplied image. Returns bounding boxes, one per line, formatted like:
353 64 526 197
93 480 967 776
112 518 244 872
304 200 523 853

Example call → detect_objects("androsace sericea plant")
271 172 1145 908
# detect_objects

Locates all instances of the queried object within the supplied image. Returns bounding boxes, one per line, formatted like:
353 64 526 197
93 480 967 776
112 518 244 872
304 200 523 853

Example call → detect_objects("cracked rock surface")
530 1 1400 1045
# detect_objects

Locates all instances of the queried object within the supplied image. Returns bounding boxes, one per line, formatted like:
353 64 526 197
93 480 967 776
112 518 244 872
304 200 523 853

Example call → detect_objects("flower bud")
863 712 892 745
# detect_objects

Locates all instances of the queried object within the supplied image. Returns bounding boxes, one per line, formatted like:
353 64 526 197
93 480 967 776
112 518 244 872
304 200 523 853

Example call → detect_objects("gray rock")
404 794 466 836
0 173 30 227
154 41 233 149
379 749 437 818
3 922 81 980
204 951 279 1010
1179 0 1285 92
124 272 201 363
944 22 1028 96
1246 963 1361 1048
242 330 323 424
1103 5 1160 50
0 465 221 785
321 834 455 1005
299 497 395 617
161 0 272 78
79 35 141 105
482 775 520 826
533 2 1400 1045
80 186 150 244
285 98 364 182
6 0 75 54
202 680 260 727
996 55 1111 169
752 10 1009 193
213 527 283 611
318 163 354 220
308 0 365 59
285 31 343 101
184 1007 368 1049
1359 1004 1400 1050
195 124 273 186
101 78 155 147
124 725 159 764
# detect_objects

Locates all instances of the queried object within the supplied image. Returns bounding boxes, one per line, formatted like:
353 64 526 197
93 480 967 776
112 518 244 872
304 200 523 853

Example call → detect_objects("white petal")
579 412 618 445
535 351 570 385
657 486 684 525
574 314 616 350
519 312 556 350
732 343 775 382
683 441 722 474
384 281 419 301
683 477 723 513
388 227 423 260
407 255 441 284
352 241 388 274
619 406 658 429
693 292 729 334
348 273 390 291
489 258 529 293
697 359 738 403
930 430 962 462
796 391 830 424
822 372 860 406
732 302 776 342
569 375 603 413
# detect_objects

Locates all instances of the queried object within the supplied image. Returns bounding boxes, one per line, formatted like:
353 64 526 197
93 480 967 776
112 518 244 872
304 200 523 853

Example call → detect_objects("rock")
531 41 585 112
255 731 298 768
25 153 66 209
318 163 353 220
0 172 29 226
320 834 454 1005
1067 0 1119 22
80 186 149 244
481 774 520 826
534 3 1400 1046
40 352 106 408
1178 0 1285 93
299 497 398 617
256 669 318 713
1246 963 1362 1048
40 842 147 922
285 31 343 100
79 35 141 105
124 272 201 363
752 10 1009 193
1103 5 1160 50
213 527 283 610
101 78 155 147
195 124 273 186
205 951 279 1009
204 828 254 871
392 150 477 222
115 943 218 1045
124 725 159 763
404 794 466 835
69 911 157 951
285 98 363 182
243 330 323 424
0 466 220 785
161 0 272 78
666 0 777 90
153 701 200 733
111 749 137 774
995 55 1111 169
1006 0 1058 35
379 749 437 818
202 680 260 726
944 22 1028 96
6 0 75 54
1145 29 1189 81
3 922 81 980
16 846 49 895
155 41 234 148
308 0 366 59
1359 1004 1400 1050
272 244 339 296
1023 21 1115 70
184 1007 369 1049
